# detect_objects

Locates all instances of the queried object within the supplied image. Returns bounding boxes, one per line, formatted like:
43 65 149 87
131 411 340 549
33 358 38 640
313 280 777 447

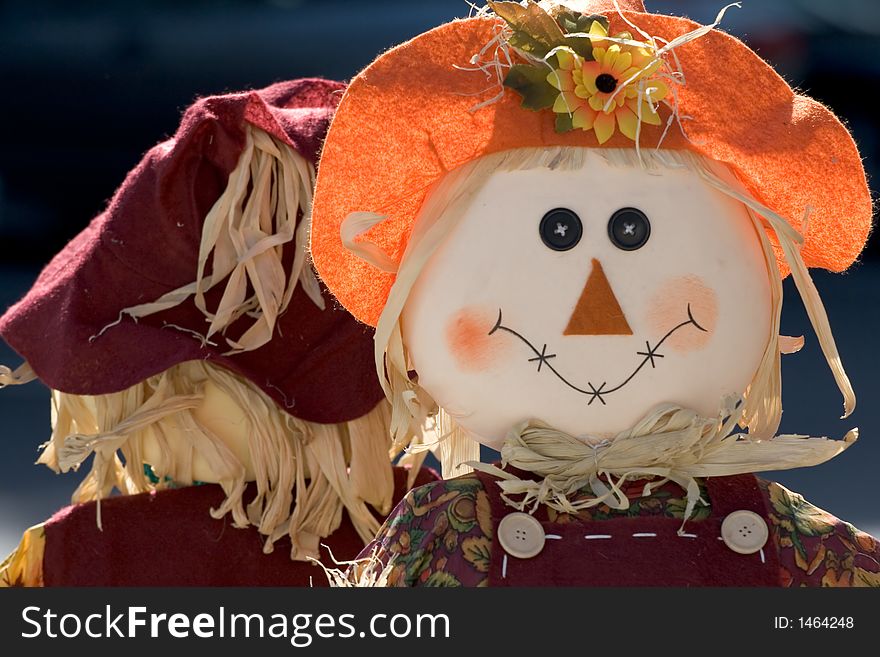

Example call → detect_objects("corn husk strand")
348 399 395 515
98 124 324 355
311 545 398 588
0 362 37 388
691 158 856 421
300 422 383 549
382 408 478 481
389 419 434 489
436 408 480 478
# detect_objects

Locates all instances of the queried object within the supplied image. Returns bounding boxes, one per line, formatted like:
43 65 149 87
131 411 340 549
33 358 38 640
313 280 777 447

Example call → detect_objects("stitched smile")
488 304 707 405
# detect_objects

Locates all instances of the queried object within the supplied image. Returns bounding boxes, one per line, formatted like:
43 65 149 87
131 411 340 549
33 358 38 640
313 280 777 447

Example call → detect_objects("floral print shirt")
356 473 880 587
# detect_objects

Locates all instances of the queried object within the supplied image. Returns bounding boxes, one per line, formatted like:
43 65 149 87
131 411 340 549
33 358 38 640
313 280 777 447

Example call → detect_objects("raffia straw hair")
343 145 855 477
93 124 325 355
0 362 37 388
39 360 397 561
310 545 398 588
470 394 855 528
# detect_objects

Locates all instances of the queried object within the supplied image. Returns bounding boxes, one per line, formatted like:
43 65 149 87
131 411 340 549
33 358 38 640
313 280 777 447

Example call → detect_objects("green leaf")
504 64 557 111
555 112 574 133
554 10 608 59
506 31 553 59
488 0 567 59
557 12 609 35
562 35 593 59
424 571 462 587
555 10 581 34
790 531 808 562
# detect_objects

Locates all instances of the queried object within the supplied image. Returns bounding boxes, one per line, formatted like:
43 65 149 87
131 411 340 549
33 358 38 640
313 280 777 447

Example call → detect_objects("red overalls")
477 471 783 586
40 466 438 586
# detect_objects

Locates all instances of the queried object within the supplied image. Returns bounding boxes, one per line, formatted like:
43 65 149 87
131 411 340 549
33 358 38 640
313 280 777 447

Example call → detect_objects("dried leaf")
488 0 566 58
503 64 557 111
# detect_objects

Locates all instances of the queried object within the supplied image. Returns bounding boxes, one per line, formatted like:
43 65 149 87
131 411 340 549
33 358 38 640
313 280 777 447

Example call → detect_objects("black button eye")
608 207 651 251
539 208 582 251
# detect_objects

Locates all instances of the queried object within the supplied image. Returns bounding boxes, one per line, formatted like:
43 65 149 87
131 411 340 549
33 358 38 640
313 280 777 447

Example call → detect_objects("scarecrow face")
402 151 772 448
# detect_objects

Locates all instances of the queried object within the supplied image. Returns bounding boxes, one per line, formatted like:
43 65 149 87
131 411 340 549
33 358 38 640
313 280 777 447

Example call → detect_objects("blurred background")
0 0 878 558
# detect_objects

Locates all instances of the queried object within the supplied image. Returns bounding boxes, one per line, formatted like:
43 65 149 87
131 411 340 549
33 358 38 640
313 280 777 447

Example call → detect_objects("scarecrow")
309 1 880 586
0 78 435 586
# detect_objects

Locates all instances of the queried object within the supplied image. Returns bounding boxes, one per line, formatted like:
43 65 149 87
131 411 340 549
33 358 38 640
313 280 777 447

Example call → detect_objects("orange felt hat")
311 0 873 327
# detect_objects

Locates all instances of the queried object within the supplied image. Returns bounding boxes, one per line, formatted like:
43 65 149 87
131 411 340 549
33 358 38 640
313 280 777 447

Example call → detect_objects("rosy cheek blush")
445 306 511 372
647 275 718 352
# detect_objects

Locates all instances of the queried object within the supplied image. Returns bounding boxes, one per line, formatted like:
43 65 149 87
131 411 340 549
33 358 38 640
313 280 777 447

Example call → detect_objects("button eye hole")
608 207 651 251
540 208 583 251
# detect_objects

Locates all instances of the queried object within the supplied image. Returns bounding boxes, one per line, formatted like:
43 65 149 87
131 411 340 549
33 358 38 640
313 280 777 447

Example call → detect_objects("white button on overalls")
497 512 546 559
720 510 769 554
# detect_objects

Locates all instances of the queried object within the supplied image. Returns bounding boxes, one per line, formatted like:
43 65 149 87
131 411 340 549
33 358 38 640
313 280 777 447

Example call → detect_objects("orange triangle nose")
564 259 632 336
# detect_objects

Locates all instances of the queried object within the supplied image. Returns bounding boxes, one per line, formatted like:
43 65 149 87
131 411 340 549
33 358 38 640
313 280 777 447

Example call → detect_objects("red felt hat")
0 78 384 424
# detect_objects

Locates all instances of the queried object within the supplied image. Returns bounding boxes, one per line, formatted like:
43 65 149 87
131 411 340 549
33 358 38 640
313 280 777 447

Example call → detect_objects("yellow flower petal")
604 45 621 71
630 46 656 69
581 61 600 94
616 105 639 141
588 94 607 112
642 106 662 126
644 78 669 102
589 20 608 48
644 107 663 126
556 48 577 72
641 59 663 77
594 111 616 144
572 106 597 131
593 46 606 62
547 69 574 91
611 50 632 76
626 97 662 126
574 85 591 99
620 67 643 84
553 91 582 114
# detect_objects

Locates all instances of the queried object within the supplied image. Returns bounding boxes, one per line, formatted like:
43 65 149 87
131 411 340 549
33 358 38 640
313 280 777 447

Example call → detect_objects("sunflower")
547 20 669 143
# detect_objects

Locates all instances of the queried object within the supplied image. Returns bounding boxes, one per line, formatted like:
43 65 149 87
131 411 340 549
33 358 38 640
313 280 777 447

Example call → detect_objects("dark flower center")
596 73 618 94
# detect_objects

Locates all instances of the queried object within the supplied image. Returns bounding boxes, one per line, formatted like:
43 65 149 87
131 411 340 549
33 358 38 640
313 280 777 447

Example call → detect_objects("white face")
401 151 772 449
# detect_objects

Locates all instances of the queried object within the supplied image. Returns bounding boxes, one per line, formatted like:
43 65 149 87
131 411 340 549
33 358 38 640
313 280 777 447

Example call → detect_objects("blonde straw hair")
344 146 855 476
39 360 401 561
